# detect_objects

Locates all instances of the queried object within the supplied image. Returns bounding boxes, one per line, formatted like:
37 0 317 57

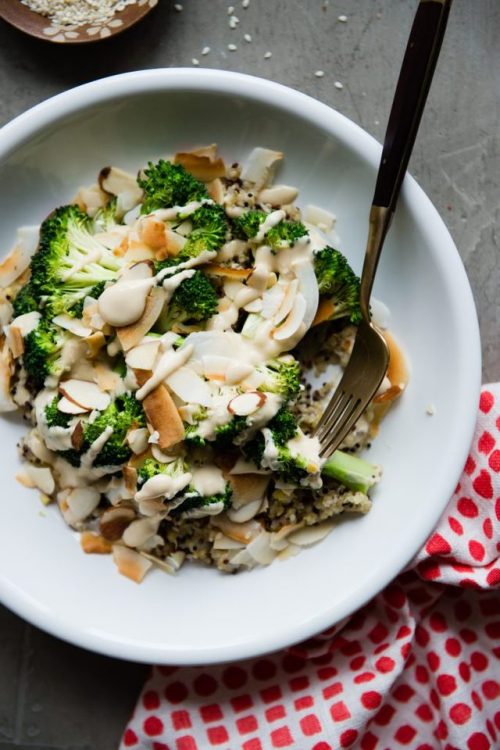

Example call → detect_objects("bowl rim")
0 68 481 664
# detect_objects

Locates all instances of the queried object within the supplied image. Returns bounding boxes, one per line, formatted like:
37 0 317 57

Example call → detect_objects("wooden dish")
0 0 157 43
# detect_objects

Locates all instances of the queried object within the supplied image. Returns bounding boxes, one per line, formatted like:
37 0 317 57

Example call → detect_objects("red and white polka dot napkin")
121 386 500 750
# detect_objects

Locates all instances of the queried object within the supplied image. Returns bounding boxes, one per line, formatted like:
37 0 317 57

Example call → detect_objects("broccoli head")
256 357 301 402
179 203 229 260
138 160 208 214
172 481 232 516
93 198 120 232
266 220 308 250
243 407 298 469
313 246 362 325
28 205 121 317
44 396 72 429
137 456 188 485
184 406 248 448
61 394 145 468
231 210 267 240
23 319 68 392
12 282 39 317
160 271 218 331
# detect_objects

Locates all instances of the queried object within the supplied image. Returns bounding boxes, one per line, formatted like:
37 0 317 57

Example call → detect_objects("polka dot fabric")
121 387 500 750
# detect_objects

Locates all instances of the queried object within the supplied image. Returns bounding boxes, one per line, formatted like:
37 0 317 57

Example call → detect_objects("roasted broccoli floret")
44 396 72 429
231 210 267 240
138 160 208 214
256 357 301 402
61 394 145 468
183 407 248 448
137 456 188 485
28 205 121 317
23 319 68 391
313 246 362 325
173 481 232 516
12 283 39 317
159 271 218 331
266 220 308 250
93 198 120 232
244 407 379 493
179 203 228 259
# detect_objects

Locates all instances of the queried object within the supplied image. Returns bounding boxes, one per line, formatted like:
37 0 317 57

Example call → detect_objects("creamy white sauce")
254 210 286 243
80 426 113 470
135 471 192 501
182 501 225 519
135 344 194 399
98 277 155 327
61 247 102 282
150 199 213 222
163 269 196 302
191 465 226 496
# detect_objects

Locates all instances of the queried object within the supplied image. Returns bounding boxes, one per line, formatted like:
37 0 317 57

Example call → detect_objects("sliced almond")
228 391 266 416
71 421 84 450
52 314 92 338
212 532 246 550
258 185 299 207
174 145 226 182
84 331 106 359
140 217 167 251
99 506 136 541
125 340 161 371
73 184 108 217
136 369 185 451
228 474 270 509
116 287 165 352
59 379 111 411
204 264 252 280
126 427 150 455
58 396 89 415
112 544 153 583
273 292 306 340
207 177 224 204
122 516 160 548
166 366 212 407
99 166 143 207
80 532 113 555
122 464 138 494
246 530 277 565
240 147 283 189
10 310 40 336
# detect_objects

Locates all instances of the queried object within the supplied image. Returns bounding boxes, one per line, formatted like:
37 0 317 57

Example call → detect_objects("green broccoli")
137 456 188 485
313 246 362 325
231 210 267 240
159 271 218 331
12 283 39 317
23 319 68 391
28 205 121 317
255 357 302 402
173 482 233 515
183 407 248 448
44 396 73 429
61 394 145 468
266 220 308 251
93 198 120 232
243 407 379 493
179 203 228 260
214 415 248 445
138 160 208 214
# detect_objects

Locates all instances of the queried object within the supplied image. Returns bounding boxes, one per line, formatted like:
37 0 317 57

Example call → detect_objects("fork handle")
360 0 453 318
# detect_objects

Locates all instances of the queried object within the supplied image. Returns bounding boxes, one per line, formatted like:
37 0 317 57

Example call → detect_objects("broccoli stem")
322 450 380 494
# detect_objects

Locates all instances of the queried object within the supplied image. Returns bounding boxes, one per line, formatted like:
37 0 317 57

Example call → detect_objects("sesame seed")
242 0 249 7
227 5 235 13
229 14 239 28
334 80 344 90
174 3 183 11
191 58 200 66
337 14 348 22
426 403 436 416
201 46 211 55
244 32 252 42
315 70 325 78
228 43 238 51
264 51 272 59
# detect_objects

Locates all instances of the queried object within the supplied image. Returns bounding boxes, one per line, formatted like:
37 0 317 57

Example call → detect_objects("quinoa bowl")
0 69 480 664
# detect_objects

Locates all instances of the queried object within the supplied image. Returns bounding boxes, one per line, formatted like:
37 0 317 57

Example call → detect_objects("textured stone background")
0 1 498 748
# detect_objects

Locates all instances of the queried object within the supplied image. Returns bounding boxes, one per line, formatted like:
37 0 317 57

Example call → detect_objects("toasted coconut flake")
6 326 24 358
207 178 224 203
211 515 262 543
240 147 283 188
125 340 161 371
246 530 276 565
227 498 263 523
229 548 257 568
258 185 299 207
64 487 100 525
16 471 35 488
140 379 185 452
122 516 160 548
373 383 403 404
93 363 122 393
273 292 306 340
58 396 89 415
26 430 55 464
229 458 271 476
166 366 212 406
100 506 136 541
212 532 246 550
52 314 92 338
294 258 320 331
127 427 150 455
112 544 152 583
83 331 106 359
59 379 111 411
0 344 17 413
204 264 252 280
304 204 335 232
0 226 39 288
384 331 409 389
174 145 226 181
140 217 167 251
228 474 270 509
151 445 178 463
228 391 266 416
312 297 335 327
277 543 301 560
288 520 335 546
123 464 138 494
74 184 108 216
99 166 143 209
270 280 298 324
10 311 41 336
80 532 113 554
140 550 185 575
138 497 166 517
117 287 166 352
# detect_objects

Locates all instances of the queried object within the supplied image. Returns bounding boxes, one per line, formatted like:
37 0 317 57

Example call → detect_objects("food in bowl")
0 144 406 582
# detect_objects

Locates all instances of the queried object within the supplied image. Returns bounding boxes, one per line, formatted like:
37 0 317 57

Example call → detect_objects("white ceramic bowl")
0 69 480 664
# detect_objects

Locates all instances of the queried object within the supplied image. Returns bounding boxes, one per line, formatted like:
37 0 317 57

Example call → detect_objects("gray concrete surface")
0 1 498 748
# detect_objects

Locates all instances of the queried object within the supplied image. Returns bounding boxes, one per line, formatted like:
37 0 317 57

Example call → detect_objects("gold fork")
315 0 453 458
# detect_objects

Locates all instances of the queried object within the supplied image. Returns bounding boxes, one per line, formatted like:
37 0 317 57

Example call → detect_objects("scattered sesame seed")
374 119 380 125
229 14 239 28
426 403 437 416
201 46 211 55
227 5 235 13
244 32 252 42
174 3 183 11
337 14 348 22
191 58 199 66
228 43 238 51
315 70 325 78
242 0 250 7
264 51 272 59
334 80 344 90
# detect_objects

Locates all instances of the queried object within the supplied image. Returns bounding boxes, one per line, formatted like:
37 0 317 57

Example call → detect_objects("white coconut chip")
125 340 161 371
61 487 100 525
240 147 283 188
273 292 306 340
126 427 150 455
212 532 246 550
25 465 55 496
227 498 263 523
287 520 336 546
0 226 39 288
52 314 93 338
166 366 212 406
113 545 153 583
122 516 160 548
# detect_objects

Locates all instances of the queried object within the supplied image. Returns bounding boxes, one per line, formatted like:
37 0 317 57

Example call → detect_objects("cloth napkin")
120 386 500 750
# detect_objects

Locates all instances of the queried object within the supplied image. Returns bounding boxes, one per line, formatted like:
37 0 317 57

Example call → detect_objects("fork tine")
315 388 352 441
319 399 365 459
